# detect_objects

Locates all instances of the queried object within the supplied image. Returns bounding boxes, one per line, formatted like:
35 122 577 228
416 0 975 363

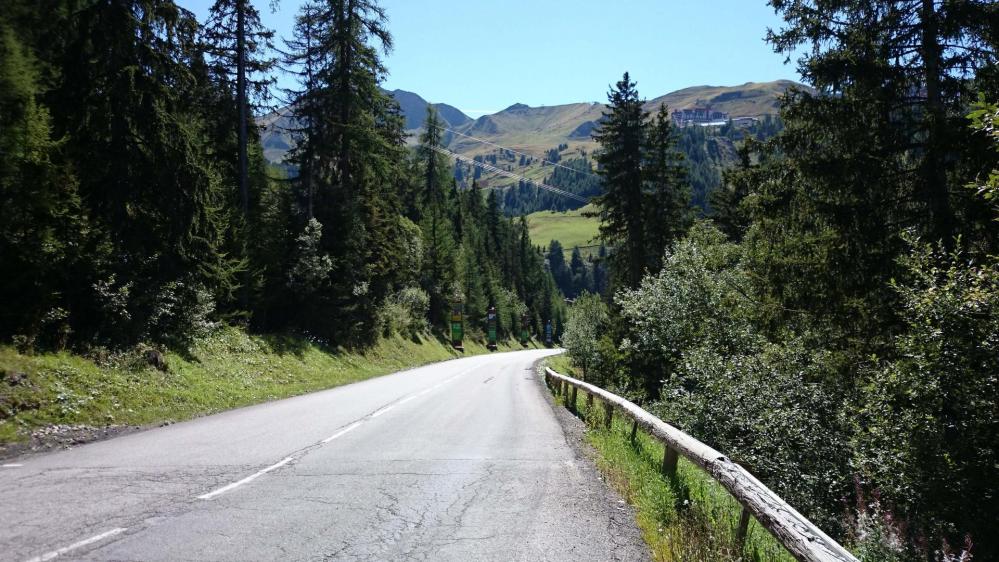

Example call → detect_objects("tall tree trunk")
920 0 953 244
236 0 248 218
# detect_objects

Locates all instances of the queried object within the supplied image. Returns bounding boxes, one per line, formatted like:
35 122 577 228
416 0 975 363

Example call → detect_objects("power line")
430 145 590 204
431 123 601 180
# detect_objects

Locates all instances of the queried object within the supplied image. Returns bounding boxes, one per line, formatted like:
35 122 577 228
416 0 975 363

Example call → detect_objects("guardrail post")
603 401 613 429
736 506 751 545
661 446 678 477
629 398 642 445
586 391 593 411
570 386 578 411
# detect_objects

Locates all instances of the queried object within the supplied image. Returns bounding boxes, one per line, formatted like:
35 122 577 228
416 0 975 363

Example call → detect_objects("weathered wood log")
544 367 858 562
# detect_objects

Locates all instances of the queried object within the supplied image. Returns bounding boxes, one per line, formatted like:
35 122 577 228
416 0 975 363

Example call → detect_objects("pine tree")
202 0 276 218
417 108 459 326
546 241 571 296
569 247 593 297
48 0 238 346
593 72 649 289
0 18 83 348
282 0 408 343
709 141 755 241
644 103 693 267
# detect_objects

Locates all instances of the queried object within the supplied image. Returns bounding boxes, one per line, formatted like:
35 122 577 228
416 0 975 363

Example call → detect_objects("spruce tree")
644 103 693 267
283 0 408 343
593 72 649 289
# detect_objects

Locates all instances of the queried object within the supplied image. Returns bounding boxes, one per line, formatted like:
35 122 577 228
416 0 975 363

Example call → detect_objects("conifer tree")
644 104 693 267
283 0 408 343
593 72 649 289
0 18 83 347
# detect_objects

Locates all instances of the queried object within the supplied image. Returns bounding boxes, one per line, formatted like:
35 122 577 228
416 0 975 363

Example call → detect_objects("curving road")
1 349 649 562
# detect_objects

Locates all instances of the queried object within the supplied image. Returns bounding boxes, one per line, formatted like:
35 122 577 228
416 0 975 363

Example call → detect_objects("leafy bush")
856 240 999 557
655 339 852 535
377 287 430 337
145 279 218 349
562 292 610 379
616 222 852 533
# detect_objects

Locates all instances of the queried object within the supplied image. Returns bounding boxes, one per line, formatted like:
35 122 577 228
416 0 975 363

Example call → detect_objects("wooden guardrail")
544 367 858 562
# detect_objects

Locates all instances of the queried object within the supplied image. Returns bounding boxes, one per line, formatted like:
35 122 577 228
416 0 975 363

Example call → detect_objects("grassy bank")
543 357 795 562
0 327 536 446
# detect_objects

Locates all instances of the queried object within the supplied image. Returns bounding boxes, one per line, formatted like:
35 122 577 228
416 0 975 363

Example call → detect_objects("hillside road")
1 349 649 562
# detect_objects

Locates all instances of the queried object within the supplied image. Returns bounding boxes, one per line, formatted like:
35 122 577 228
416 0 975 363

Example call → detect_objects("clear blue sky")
181 0 802 117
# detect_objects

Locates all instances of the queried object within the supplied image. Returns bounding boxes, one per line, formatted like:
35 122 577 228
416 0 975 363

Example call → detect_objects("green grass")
0 327 538 446
527 203 602 256
544 358 795 562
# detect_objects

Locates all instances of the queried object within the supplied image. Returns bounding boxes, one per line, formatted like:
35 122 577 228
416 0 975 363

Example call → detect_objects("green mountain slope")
527 204 602 256
644 80 799 116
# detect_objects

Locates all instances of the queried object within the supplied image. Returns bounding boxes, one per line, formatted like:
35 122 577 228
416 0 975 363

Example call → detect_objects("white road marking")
197 457 294 500
23 527 127 562
199 366 477 499
370 404 394 418
322 422 362 444
3 463 23 468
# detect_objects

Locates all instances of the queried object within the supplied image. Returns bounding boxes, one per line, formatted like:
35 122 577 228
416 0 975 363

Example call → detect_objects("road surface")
1 350 649 561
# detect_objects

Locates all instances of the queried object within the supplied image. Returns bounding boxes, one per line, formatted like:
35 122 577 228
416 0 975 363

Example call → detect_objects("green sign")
450 303 464 348
487 307 498 348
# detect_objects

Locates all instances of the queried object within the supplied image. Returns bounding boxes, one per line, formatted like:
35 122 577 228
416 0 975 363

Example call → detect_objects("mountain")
645 80 799 117
258 81 798 213
387 89 472 130
258 89 471 163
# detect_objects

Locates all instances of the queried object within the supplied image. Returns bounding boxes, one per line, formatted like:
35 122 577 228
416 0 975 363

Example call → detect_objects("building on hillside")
671 106 729 127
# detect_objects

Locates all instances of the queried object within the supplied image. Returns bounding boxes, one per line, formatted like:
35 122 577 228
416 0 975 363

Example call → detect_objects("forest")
0 0 566 354
561 2 999 560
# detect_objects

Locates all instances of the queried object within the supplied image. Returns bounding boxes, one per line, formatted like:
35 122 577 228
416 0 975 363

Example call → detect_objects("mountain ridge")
259 79 802 164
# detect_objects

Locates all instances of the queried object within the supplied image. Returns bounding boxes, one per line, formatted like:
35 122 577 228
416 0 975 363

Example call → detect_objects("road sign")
451 303 464 350
487 306 498 350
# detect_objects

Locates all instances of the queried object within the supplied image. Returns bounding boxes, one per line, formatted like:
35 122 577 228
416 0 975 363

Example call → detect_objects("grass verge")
0 326 538 447
543 358 795 562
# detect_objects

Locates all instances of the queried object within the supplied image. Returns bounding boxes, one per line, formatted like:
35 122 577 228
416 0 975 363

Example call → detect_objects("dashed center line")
23 527 127 562
322 422 362 444
194 367 476 501
3 463 23 468
370 404 395 418
197 457 294 500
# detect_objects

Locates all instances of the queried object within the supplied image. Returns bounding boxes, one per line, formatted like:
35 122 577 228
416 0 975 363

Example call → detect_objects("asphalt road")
1 350 649 562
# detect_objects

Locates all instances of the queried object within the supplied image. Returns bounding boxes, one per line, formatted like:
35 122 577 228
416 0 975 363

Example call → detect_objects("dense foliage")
562 2 999 559
0 0 565 353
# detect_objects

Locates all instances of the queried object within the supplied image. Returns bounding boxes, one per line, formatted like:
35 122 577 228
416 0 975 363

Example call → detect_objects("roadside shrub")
617 222 853 533
856 240 999 558
562 292 609 380
654 338 852 536
617 222 759 390
377 287 429 338
144 279 218 349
